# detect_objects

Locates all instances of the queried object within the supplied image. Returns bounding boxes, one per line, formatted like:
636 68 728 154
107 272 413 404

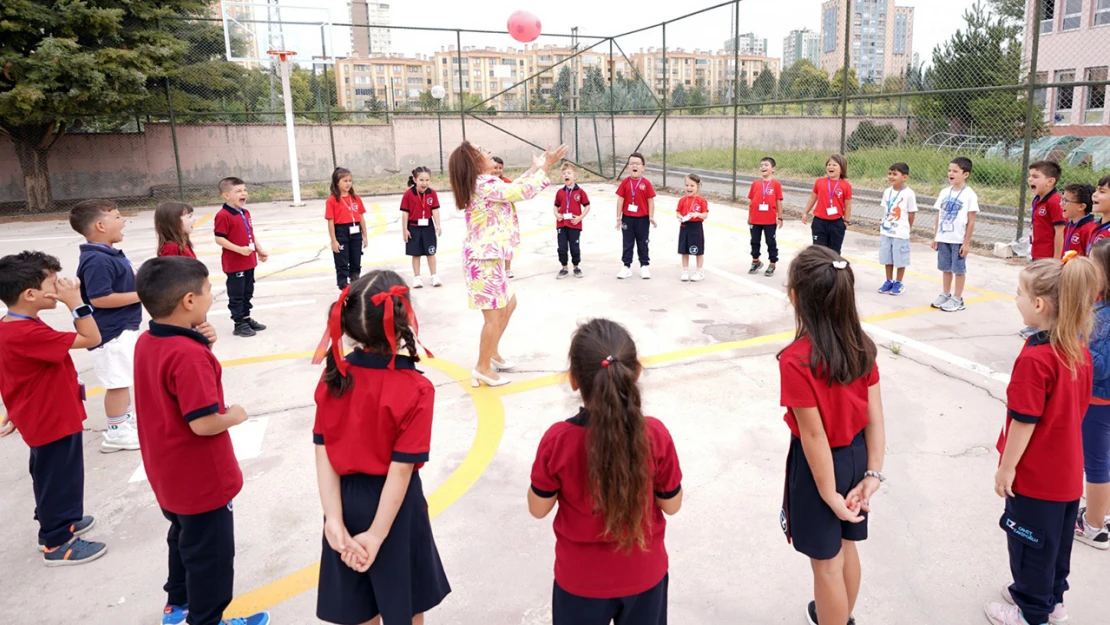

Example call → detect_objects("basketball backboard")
221 0 337 65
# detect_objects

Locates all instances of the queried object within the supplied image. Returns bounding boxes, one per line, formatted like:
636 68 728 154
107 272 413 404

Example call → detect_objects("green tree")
830 67 860 113
781 60 829 99
752 68 777 101
418 89 438 112
553 67 572 109
670 83 688 109
987 0 1025 23
364 90 386 117
687 86 708 114
1 0 207 212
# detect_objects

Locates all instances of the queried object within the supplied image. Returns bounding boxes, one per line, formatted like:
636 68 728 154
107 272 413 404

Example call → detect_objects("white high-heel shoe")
490 357 516 371
471 369 511 388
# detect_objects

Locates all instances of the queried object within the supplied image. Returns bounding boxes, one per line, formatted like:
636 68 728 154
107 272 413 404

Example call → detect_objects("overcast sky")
264 0 993 68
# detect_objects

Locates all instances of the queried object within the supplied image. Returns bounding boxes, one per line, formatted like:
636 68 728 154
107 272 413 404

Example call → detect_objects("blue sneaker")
42 536 107 567
222 612 270 625
163 605 188 625
878 280 894 294
38 515 95 551
890 281 905 296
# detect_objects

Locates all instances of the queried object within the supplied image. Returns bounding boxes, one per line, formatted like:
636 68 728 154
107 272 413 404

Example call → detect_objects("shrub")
847 121 900 151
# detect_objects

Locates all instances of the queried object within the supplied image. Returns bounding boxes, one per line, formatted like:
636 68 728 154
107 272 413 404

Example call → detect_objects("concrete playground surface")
0 182 1105 625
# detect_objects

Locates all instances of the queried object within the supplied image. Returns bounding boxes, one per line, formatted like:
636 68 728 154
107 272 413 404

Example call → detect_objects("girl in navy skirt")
778 245 886 625
311 269 450 624
675 173 708 282
529 318 683 625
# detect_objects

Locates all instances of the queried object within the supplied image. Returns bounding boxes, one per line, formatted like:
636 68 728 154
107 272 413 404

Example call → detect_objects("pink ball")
507 10 542 43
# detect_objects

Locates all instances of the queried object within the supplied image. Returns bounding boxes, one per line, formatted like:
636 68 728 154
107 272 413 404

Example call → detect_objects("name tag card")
562 213 574 220
417 218 430 227
759 203 770 212
827 206 839 216
248 242 256 251
350 224 360 234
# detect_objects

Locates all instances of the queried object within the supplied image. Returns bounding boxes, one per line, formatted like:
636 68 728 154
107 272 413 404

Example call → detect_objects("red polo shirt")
812 177 852 221
0 319 85 447
616 177 656 218
400 187 440 223
1031 190 1065 260
676 195 709 223
313 352 434 475
997 332 1090 501
134 321 242 515
530 409 682 599
212 204 257 273
325 194 366 226
158 242 197 259
1089 221 1110 254
1065 214 1098 257
747 179 784 225
779 336 879 448
555 185 590 230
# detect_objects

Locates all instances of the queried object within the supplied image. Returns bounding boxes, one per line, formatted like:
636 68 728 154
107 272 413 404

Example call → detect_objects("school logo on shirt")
427 197 435 205
694 204 701 211
1073 234 1081 244
574 194 581 202
1038 207 1046 216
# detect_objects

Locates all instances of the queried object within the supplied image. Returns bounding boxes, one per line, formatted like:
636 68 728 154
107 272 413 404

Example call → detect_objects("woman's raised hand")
543 144 569 171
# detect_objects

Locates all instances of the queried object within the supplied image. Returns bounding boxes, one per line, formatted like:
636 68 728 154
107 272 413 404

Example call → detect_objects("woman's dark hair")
827 154 849 180
569 318 653 553
323 270 420 397
448 141 485 210
408 166 431 188
154 202 194 254
778 246 876 385
330 167 356 201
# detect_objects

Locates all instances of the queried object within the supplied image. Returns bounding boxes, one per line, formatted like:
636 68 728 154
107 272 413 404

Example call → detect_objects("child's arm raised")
189 404 248 436
794 406 864 522
316 444 367 561
54 277 102 349
347 460 415 572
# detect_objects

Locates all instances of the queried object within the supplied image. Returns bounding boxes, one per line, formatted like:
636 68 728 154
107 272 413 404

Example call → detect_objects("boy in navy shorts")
70 199 142 453
0 251 106 566
213 177 268 337
133 256 269 625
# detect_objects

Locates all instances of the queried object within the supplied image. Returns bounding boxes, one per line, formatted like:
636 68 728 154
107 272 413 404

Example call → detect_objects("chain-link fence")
2 0 1108 250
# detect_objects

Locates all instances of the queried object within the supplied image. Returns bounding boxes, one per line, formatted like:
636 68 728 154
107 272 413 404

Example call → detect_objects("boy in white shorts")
878 162 918 296
69 200 142 453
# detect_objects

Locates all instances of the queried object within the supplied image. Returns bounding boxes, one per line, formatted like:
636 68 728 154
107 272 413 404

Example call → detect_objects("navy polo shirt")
77 243 142 349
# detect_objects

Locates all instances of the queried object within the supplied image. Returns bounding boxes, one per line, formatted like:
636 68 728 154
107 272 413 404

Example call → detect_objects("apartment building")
783 29 821 69
350 1 392 57
819 0 914 84
334 54 434 111
630 48 781 100
1024 0 1110 132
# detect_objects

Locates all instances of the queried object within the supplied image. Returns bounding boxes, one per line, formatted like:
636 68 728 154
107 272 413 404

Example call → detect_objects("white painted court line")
0 234 81 243
703 264 1013 384
249 299 317 312
129 417 269 484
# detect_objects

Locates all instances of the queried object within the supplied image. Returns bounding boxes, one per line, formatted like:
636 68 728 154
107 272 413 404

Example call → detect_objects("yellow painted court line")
194 211 216 229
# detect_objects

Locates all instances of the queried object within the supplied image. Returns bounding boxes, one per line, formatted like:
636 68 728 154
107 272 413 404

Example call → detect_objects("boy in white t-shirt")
930 157 979 313
878 162 918 296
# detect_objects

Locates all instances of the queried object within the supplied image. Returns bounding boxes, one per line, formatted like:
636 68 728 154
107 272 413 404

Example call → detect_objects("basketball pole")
273 52 305 206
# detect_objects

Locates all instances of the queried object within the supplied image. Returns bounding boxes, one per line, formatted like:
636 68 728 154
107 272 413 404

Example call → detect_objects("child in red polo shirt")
747 156 784 276
529 318 682 625
777 245 886 625
155 202 197 259
1062 183 1097 257
312 270 450 625
401 167 442 288
0 251 105 566
1089 176 1110 254
985 253 1099 625
615 152 657 280
213 176 268 338
326 167 368 291
802 154 853 254
493 156 522 278
677 173 709 282
133 256 270 625
1028 160 1066 261
554 162 591 279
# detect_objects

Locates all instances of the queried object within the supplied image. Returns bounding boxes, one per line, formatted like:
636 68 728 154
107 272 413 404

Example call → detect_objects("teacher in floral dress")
448 141 568 387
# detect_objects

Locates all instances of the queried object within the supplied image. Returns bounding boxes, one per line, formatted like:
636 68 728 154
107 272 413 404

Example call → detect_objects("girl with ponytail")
310 270 450 625
400 166 442 288
986 252 1099 625
528 318 682 625
777 245 885 625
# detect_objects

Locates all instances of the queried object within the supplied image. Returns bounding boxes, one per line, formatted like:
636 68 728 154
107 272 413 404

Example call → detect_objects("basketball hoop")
267 49 297 63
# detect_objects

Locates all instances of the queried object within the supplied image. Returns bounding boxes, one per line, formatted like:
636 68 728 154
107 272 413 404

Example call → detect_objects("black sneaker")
43 536 107 567
245 318 266 331
749 260 764 274
765 264 776 277
233 322 256 337
574 267 583 278
557 269 569 280
807 601 856 625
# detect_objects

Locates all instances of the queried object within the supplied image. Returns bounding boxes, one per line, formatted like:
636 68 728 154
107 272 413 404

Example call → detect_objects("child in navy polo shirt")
133 256 269 625
554 162 590 279
530 318 682 625
69 199 142 453
213 177 268 337
615 153 657 280
312 270 450 625
985 253 1099 625
0 251 106 566
777 245 886 625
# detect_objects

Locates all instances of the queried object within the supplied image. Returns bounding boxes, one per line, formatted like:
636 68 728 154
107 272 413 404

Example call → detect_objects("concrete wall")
0 115 911 204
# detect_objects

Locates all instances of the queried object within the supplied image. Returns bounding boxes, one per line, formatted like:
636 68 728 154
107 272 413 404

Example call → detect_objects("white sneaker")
690 271 705 282
940 296 966 312
930 293 951 309
101 421 140 453
617 266 633 279
641 266 651 280
431 275 442 287
1001 584 1068 624
413 276 423 289
1075 507 1110 550
680 271 690 282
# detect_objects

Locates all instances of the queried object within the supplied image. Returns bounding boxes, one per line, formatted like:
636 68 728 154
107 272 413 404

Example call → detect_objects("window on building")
894 14 907 54
1097 0 1110 25
1062 0 1082 30
1086 67 1108 124
377 77 386 84
1055 69 1075 124
355 64 369 72
392 65 402 72
1041 0 1056 33
1033 72 1049 120
823 6 838 53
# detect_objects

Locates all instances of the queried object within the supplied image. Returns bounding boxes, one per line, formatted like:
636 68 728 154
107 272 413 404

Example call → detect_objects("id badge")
562 213 574 220
941 220 955 233
759 203 770 212
417 218 430 227
248 242 256 251
827 206 839 216
628 204 639 213
349 224 360 235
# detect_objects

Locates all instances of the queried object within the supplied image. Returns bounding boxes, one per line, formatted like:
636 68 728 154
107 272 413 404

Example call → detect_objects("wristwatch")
72 304 94 319
864 470 886 483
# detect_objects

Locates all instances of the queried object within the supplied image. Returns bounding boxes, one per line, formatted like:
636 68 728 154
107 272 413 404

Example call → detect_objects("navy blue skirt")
316 472 451 624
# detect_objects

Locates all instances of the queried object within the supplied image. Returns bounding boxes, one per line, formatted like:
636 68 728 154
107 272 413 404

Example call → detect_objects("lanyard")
885 187 903 214
1065 221 1077 247
627 177 639 205
235 209 253 242
945 187 965 212
827 177 841 205
5 312 40 323
342 195 359 221
761 179 772 200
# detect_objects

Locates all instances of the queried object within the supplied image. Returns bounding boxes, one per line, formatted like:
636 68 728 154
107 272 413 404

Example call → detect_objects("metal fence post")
1016 0 1043 242
839 0 852 154
457 30 466 141
321 25 337 170
662 22 667 189
731 0 740 202
164 77 185 201
610 38 617 178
